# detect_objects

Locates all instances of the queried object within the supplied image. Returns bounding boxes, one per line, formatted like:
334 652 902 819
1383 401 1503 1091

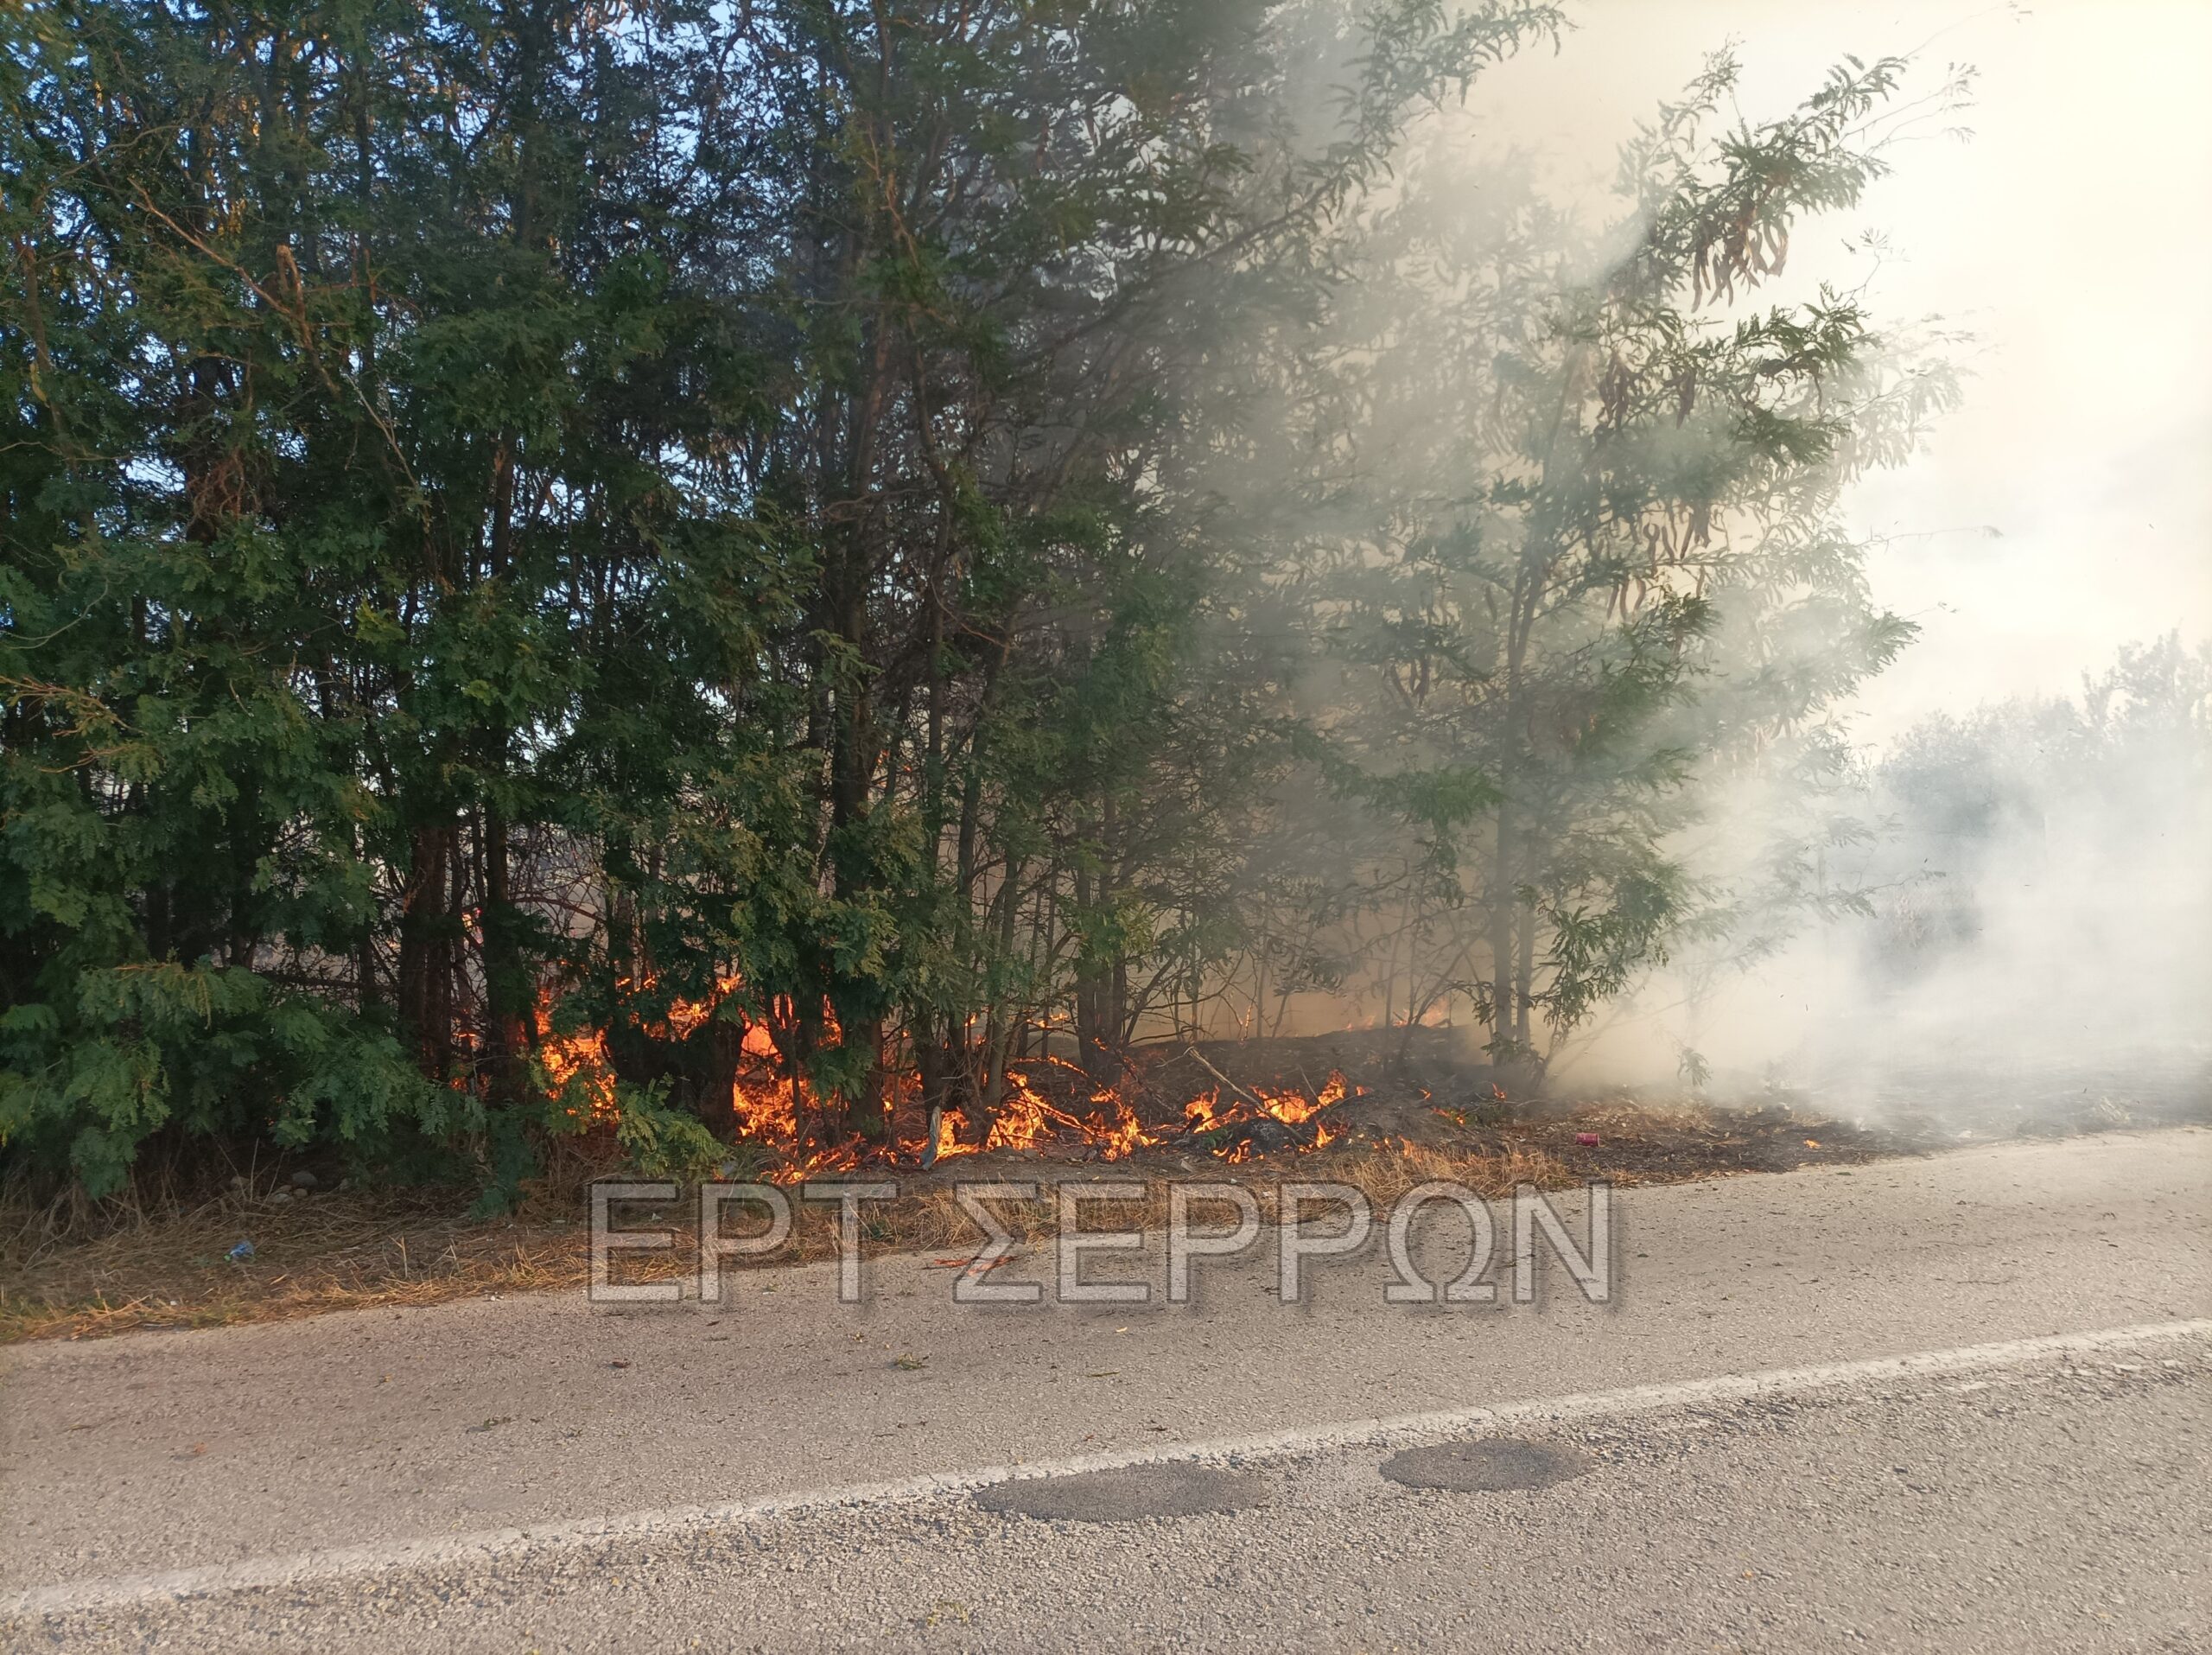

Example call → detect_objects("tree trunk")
1487 806 1517 1066
479 804 533 1109
397 823 456 1079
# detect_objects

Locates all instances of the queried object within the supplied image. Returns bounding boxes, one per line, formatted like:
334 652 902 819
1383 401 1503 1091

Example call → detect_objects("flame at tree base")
533 981 1356 1181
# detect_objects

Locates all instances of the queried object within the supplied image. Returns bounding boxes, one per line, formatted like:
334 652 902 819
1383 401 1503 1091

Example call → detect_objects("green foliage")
1249 47 1965 1067
3 1 1963 1192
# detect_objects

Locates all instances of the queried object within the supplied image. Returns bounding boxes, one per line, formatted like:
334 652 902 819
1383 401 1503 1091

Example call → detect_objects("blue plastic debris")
226 1239 256 1264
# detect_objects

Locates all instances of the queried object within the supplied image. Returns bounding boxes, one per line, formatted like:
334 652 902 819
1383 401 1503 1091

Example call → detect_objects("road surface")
3 1129 2208 1651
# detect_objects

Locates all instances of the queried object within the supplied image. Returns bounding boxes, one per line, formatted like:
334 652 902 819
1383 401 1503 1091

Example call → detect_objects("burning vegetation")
19 0 2112 1224
533 975 1361 1183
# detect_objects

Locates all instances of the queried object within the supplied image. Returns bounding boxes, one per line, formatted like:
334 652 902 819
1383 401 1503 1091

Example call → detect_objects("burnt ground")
1035 1026 2212 1180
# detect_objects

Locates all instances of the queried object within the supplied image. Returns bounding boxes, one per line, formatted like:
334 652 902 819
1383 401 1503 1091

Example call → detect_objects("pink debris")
1574 1131 1601 1148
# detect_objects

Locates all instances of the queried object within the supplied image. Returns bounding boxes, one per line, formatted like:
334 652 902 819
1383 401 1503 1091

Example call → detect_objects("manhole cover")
1380 1438 1590 1492
974 1462 1268 1522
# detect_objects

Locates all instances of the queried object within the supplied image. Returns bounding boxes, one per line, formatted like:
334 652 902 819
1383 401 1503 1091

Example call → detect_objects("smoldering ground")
1560 635 2212 1136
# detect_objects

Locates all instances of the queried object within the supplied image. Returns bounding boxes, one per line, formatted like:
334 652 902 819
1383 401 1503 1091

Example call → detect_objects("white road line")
9 1317 2207 1619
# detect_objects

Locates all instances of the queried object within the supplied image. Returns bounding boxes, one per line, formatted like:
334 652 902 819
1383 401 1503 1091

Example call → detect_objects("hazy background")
1476 0 2212 743
1465 2 2212 1111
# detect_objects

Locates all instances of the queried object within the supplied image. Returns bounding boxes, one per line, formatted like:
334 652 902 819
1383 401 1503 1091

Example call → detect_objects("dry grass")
5 1024 1897 1346
0 1186 588 1343
0 1140 1586 1345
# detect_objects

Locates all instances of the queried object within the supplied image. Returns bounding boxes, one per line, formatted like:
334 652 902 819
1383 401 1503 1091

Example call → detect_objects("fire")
535 975 1357 1177
532 974 851 1169
1180 1072 1352 1161
535 1001 619 1122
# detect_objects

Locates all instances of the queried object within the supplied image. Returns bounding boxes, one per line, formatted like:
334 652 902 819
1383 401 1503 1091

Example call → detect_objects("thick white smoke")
1560 637 2212 1129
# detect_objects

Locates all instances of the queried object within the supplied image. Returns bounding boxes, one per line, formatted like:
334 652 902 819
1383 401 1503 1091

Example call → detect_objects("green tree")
1282 51 1962 1073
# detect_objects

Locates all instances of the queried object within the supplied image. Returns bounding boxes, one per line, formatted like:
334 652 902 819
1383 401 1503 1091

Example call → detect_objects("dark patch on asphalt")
1380 1438 1592 1492
974 1463 1268 1523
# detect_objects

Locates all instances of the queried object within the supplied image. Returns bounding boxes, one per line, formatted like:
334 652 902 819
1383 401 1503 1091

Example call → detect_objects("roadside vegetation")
3 1 1980 1225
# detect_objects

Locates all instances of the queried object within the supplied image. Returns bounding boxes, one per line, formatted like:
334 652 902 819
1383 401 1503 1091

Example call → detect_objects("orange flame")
537 974 1357 1176
535 997 620 1122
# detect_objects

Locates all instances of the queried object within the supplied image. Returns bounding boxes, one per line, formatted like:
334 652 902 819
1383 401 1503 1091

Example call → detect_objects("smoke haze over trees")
10 0 2173 1203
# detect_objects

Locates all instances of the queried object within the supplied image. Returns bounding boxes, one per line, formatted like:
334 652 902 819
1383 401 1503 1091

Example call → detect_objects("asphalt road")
4 1129 2209 1651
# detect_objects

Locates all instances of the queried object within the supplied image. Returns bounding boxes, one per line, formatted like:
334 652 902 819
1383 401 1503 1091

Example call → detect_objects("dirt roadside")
6 1028 2203 1343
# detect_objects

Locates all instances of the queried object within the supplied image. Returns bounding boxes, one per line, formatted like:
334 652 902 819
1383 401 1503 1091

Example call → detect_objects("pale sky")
1471 0 2212 740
